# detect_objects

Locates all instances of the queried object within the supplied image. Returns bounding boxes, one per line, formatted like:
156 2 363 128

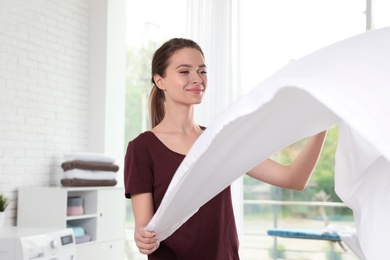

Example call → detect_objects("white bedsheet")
326 225 366 260
146 27 390 259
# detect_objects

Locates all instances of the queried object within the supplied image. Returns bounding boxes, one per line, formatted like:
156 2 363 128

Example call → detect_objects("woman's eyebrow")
175 64 191 69
175 64 207 69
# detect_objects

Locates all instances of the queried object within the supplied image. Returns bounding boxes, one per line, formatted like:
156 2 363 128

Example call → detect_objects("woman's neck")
155 105 201 134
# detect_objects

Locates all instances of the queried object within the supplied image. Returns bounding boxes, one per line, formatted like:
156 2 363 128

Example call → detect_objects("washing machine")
0 226 75 260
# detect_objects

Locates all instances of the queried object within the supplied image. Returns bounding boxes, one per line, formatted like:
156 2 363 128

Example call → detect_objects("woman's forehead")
169 48 205 67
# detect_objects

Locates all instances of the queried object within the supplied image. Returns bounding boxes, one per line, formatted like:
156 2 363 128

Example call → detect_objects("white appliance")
0 227 75 260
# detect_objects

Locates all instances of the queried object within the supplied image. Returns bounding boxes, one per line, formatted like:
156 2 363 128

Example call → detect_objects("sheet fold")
146 27 390 260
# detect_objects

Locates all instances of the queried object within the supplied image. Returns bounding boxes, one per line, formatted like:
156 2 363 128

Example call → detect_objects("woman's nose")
191 72 202 84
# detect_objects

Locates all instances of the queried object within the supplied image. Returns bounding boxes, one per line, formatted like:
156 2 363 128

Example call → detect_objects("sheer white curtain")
186 0 241 125
185 0 244 243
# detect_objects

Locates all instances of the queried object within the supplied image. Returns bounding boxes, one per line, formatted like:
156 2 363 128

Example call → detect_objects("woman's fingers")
134 228 160 255
137 240 160 255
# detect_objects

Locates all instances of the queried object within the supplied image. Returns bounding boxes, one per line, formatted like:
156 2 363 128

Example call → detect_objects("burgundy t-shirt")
124 131 240 260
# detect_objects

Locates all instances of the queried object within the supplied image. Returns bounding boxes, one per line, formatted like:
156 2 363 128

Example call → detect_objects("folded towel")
64 152 115 163
61 178 117 187
75 233 92 244
67 224 85 237
62 160 119 172
62 169 117 180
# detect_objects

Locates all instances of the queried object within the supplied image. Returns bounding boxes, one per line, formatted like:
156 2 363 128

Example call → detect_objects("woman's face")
154 47 207 106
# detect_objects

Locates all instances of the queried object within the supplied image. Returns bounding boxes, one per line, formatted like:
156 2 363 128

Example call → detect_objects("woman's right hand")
134 227 160 255
130 192 159 254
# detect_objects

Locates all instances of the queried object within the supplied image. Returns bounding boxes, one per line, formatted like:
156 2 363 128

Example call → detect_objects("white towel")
62 169 117 180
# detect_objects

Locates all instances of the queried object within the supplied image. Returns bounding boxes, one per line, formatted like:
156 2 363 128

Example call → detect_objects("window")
237 1 388 259
238 0 365 93
124 1 389 259
125 0 187 143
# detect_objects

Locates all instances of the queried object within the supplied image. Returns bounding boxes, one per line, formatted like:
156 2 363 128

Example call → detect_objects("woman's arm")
131 192 159 254
246 130 327 190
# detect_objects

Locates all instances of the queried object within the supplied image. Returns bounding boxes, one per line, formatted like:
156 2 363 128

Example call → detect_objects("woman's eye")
179 71 189 74
200 71 207 75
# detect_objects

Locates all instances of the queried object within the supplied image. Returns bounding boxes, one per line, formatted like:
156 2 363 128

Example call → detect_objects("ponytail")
149 85 165 128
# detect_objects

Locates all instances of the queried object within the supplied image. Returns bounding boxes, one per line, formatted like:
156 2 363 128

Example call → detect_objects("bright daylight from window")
124 1 389 259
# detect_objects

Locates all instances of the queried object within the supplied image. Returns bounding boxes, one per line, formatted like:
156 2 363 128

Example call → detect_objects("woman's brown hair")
149 38 204 128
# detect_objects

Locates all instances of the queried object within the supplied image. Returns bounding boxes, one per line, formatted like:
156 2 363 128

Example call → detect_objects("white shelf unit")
17 186 126 259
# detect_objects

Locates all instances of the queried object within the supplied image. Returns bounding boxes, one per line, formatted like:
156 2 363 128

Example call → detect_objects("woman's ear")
153 74 165 90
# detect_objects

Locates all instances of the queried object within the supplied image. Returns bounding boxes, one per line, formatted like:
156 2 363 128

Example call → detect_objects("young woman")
124 38 327 259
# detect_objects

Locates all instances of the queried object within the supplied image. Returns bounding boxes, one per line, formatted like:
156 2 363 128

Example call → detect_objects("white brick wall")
0 0 90 225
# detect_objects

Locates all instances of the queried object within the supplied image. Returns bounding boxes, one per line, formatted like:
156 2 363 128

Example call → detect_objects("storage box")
67 196 84 216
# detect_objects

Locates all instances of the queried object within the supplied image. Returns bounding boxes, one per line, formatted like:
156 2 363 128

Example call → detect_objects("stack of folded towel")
61 152 119 187
67 224 92 244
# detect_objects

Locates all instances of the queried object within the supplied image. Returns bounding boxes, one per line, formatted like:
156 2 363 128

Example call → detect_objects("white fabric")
146 27 390 260
326 225 366 260
62 169 117 180
187 0 244 240
64 152 116 163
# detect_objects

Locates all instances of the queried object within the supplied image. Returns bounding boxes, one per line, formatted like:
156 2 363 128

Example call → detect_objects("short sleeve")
124 138 154 198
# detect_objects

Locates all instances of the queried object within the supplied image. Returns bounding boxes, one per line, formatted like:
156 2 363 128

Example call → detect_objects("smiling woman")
125 0 390 259
152 47 207 106
124 38 243 259
149 39 207 127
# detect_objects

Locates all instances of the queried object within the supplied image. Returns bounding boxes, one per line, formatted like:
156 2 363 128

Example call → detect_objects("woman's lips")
186 86 204 94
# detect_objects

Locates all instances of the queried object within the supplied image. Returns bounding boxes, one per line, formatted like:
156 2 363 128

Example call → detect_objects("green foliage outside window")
244 125 353 219
125 41 160 145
